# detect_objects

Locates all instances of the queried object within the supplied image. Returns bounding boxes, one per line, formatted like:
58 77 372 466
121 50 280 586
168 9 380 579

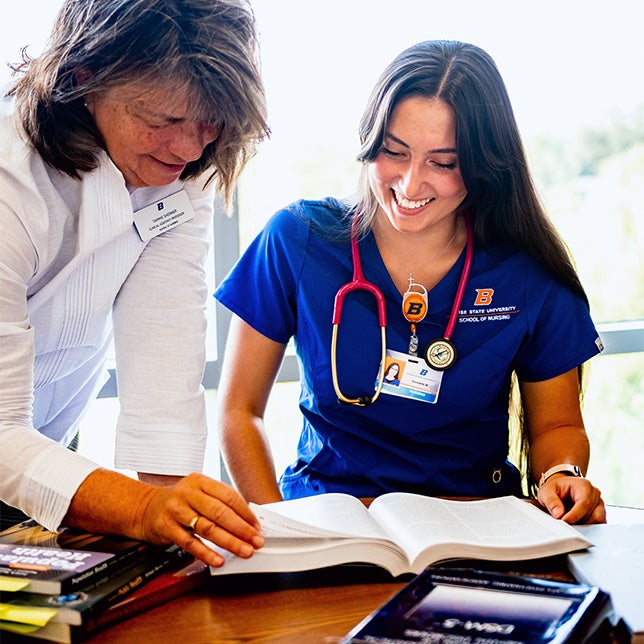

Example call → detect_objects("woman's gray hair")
9 0 269 205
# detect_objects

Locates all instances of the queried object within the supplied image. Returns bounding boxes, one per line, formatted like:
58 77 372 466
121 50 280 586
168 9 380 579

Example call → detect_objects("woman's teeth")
393 190 434 209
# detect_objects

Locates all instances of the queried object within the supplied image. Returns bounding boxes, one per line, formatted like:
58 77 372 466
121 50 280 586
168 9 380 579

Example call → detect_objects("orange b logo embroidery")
474 288 494 306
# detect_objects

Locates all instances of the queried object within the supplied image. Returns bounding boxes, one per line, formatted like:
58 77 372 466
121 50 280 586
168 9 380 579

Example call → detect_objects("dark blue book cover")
343 567 613 643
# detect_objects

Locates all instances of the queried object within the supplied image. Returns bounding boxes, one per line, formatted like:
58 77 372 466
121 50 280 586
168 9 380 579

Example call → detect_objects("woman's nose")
168 122 218 162
399 161 428 199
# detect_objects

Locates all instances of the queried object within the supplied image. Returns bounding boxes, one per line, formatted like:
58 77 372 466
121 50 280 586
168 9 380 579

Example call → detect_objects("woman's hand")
139 472 264 567
521 369 606 525
537 474 606 524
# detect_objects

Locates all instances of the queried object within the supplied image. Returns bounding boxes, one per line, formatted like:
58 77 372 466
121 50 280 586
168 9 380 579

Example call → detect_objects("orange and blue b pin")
402 285 428 324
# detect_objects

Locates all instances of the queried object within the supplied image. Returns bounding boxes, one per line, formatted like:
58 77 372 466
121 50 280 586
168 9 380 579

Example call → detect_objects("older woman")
0 0 269 567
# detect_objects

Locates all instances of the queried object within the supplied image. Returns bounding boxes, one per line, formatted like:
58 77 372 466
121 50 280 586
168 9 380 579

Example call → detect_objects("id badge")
133 190 195 242
375 349 443 404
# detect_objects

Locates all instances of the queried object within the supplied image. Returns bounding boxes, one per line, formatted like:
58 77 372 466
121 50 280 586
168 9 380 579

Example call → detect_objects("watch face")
424 338 457 371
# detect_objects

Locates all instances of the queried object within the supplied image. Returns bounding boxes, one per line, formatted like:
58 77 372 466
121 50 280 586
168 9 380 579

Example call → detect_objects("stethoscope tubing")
331 222 387 327
444 215 474 341
331 220 387 405
331 215 473 405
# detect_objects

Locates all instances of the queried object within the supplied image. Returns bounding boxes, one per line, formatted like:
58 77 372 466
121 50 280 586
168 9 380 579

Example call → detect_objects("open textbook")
207 493 592 577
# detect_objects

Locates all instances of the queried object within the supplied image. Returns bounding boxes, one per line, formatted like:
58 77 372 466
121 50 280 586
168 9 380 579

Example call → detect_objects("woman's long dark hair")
351 40 590 496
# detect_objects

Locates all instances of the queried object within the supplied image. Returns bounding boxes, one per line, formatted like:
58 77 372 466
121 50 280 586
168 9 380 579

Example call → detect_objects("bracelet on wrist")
538 464 583 488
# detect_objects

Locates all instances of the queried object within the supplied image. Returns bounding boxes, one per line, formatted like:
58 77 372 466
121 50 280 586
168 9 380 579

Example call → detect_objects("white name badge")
375 349 444 404
133 190 195 242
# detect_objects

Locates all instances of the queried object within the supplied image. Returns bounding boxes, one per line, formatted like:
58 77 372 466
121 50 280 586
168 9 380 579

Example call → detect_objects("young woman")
215 40 605 524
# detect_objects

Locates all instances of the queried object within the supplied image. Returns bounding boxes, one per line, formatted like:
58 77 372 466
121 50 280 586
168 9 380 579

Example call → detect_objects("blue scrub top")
215 198 603 500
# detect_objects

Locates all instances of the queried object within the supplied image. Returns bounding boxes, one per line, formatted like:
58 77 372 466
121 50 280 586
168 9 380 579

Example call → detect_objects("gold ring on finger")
186 515 200 533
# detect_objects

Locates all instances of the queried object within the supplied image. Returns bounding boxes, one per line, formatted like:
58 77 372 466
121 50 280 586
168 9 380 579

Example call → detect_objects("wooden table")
82 559 581 643
8 505 643 643
88 566 408 643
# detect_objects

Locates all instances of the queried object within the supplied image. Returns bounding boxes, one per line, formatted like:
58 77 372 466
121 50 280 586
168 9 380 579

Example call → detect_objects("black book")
0 520 179 595
342 567 614 644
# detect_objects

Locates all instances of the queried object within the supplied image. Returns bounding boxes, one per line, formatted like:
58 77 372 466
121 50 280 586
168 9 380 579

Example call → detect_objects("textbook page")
209 494 408 575
369 493 591 567
252 493 392 540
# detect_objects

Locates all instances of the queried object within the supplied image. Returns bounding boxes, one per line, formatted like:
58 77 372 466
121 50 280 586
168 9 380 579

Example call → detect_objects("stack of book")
0 520 209 642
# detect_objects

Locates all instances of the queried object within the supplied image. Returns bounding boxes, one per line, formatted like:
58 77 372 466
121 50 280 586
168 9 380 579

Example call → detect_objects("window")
3 1 642 506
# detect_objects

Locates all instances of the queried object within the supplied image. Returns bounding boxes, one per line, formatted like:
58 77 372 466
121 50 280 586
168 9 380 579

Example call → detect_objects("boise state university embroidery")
458 288 521 323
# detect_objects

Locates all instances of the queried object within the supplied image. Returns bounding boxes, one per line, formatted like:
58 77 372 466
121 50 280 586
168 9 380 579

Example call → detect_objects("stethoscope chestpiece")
423 337 457 371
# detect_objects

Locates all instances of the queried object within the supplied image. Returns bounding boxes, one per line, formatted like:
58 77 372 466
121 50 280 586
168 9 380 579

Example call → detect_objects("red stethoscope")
331 215 474 406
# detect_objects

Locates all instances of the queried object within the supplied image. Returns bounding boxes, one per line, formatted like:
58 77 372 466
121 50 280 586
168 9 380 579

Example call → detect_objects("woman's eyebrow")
148 110 187 124
385 132 456 154
134 102 190 123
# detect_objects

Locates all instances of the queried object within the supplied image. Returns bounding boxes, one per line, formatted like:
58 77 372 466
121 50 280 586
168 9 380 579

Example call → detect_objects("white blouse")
0 96 215 531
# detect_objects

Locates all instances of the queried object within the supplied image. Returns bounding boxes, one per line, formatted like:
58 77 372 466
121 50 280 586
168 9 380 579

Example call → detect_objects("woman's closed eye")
381 146 405 158
431 160 457 170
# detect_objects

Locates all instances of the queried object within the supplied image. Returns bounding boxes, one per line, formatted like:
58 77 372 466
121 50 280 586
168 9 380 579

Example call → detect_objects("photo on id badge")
376 349 444 404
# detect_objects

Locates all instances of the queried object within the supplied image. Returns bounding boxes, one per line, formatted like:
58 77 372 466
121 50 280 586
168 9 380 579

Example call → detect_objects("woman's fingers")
181 516 260 567
141 473 264 566
538 476 606 524
197 474 263 532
